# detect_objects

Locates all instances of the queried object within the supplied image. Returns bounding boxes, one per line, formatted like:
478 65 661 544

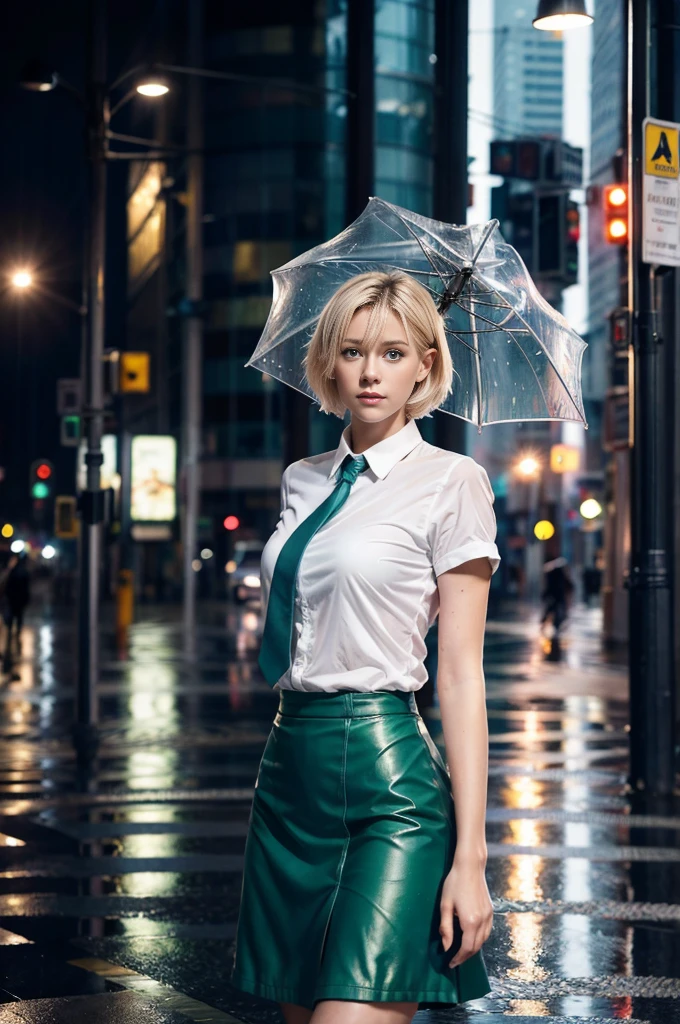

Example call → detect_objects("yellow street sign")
120 352 150 393
550 444 580 473
645 121 679 178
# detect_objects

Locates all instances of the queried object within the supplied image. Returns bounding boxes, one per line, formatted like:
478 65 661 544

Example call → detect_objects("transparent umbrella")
244 196 588 431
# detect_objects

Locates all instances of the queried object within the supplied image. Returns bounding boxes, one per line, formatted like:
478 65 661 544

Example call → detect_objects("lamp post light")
10 271 33 290
532 0 593 30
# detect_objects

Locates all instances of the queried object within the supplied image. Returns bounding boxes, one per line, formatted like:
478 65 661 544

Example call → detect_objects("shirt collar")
328 418 423 481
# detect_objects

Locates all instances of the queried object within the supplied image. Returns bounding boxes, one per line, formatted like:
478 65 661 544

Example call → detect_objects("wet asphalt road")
0 592 677 1023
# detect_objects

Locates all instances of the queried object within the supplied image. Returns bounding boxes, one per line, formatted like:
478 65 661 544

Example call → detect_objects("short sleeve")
429 459 501 577
279 464 291 517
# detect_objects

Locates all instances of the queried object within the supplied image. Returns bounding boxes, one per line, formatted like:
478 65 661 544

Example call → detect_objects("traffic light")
603 184 628 244
29 458 54 499
537 193 580 284
564 199 580 285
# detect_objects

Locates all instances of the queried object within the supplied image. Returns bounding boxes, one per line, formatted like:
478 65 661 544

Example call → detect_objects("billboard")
130 435 177 522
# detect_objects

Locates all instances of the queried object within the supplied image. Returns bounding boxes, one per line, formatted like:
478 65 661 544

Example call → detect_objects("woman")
231 271 500 1024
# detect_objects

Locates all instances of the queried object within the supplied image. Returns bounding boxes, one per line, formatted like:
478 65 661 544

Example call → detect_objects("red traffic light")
36 463 52 480
223 515 240 531
603 184 629 244
566 205 580 243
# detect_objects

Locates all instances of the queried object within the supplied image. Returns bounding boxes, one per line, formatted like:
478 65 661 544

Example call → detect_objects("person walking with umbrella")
231 271 501 1022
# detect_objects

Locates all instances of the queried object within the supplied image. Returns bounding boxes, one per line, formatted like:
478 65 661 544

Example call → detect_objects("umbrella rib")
379 211 452 289
467 270 585 422
455 304 517 332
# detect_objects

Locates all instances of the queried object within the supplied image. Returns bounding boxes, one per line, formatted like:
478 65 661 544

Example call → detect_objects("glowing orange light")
223 515 240 531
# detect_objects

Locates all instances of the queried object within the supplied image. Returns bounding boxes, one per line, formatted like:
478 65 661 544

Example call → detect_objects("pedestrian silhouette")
540 555 574 636
651 131 673 164
1 552 31 673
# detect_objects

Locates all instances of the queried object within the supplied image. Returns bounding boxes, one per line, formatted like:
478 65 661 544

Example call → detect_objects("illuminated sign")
130 435 177 522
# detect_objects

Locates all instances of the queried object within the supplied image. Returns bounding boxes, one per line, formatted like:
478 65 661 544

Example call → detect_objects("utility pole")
627 0 676 797
433 0 468 457
74 0 108 762
182 0 204 658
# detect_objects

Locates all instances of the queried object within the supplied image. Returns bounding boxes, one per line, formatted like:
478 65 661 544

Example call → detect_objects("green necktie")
258 452 369 686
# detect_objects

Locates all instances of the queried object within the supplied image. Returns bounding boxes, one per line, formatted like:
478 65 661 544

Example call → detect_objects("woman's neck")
348 413 409 454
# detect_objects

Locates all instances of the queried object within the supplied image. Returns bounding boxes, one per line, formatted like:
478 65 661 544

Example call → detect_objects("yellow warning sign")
645 120 679 178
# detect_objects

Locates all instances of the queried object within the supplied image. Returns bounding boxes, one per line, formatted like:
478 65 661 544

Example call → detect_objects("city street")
0 596 676 1024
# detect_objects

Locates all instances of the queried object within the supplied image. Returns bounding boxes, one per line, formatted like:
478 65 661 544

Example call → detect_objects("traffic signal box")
29 459 54 500
603 184 629 244
502 191 580 285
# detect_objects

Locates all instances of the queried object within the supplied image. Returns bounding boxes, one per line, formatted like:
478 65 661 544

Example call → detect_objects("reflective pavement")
0 596 677 1023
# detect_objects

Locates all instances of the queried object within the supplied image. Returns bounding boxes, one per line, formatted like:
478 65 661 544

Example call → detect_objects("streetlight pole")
433 0 468 458
181 0 204 659
627 0 676 797
74 0 108 762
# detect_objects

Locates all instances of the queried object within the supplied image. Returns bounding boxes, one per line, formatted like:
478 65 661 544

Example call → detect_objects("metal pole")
345 0 375 224
627 0 676 796
74 0 108 762
182 0 204 658
433 0 468 456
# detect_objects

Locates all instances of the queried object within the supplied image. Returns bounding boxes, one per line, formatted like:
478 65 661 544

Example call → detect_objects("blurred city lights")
191 559 202 571
223 515 240 531
41 545 56 560
225 560 237 574
534 520 556 541
243 575 261 588
200 548 213 559
580 498 603 520
11 270 33 289
1 524 13 539
10 540 25 553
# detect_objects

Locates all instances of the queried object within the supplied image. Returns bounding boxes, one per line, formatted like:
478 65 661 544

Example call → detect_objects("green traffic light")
31 482 50 499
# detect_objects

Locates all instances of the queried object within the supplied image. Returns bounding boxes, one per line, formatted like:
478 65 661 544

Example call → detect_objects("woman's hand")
439 856 493 968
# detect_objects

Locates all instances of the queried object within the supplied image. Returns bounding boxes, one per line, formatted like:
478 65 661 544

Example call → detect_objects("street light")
8 269 87 315
136 76 170 97
19 61 57 92
515 455 542 479
532 0 593 30
10 270 33 289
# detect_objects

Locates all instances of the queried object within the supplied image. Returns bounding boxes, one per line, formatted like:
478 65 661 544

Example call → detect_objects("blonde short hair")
302 271 453 420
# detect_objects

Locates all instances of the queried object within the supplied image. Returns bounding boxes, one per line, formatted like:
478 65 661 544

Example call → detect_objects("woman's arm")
435 555 494 968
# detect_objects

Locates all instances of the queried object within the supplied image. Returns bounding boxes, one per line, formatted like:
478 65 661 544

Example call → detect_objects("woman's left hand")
439 857 493 968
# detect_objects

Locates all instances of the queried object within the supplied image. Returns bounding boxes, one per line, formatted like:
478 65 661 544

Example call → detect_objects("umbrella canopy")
244 197 588 430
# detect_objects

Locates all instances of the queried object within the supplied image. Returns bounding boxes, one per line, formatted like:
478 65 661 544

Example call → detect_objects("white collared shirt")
260 418 501 692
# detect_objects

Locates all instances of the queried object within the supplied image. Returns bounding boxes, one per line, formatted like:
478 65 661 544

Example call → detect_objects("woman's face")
332 306 437 424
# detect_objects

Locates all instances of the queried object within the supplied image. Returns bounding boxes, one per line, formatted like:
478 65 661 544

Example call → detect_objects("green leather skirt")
230 689 491 1010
